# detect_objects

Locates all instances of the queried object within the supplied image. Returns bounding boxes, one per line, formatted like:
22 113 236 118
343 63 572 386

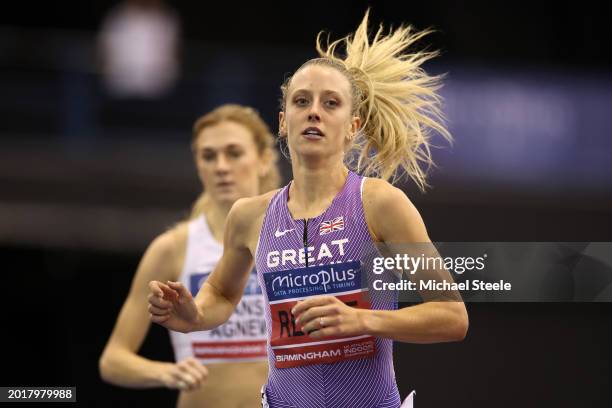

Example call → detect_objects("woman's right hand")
148 280 201 333
158 357 209 392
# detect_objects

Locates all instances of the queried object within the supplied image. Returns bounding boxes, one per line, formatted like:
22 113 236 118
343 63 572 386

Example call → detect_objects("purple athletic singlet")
255 171 401 408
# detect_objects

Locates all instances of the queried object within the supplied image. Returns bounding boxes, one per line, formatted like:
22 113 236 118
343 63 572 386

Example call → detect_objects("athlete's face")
279 65 360 160
194 121 264 205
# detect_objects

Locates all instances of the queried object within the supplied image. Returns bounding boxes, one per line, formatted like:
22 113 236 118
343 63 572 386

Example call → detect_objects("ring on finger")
320 317 325 328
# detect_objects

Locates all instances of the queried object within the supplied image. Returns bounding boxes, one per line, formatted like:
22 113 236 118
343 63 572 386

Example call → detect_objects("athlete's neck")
203 201 231 243
288 163 348 220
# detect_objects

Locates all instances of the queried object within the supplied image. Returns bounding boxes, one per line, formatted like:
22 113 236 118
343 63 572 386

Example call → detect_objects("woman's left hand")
291 295 368 339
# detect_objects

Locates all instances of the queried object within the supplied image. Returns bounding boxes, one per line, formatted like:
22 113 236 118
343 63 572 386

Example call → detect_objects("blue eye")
325 99 339 107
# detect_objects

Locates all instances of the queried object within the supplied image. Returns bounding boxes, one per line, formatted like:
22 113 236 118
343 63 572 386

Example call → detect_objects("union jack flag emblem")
319 216 345 235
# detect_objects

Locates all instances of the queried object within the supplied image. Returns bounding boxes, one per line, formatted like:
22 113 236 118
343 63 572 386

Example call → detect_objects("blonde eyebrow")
291 89 344 99
292 88 342 94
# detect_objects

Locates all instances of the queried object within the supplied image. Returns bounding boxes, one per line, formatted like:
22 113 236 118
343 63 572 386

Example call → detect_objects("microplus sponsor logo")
271 267 357 293
263 261 362 301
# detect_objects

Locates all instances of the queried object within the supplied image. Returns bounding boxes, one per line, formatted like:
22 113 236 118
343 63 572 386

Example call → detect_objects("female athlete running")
100 104 280 407
148 11 468 407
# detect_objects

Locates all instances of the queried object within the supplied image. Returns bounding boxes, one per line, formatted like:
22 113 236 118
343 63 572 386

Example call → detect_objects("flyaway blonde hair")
281 9 451 190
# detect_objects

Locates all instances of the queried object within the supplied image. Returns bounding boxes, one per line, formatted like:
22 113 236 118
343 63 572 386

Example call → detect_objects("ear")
278 111 287 138
348 115 362 140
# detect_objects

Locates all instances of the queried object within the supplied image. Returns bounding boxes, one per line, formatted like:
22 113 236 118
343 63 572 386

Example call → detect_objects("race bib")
189 270 267 362
263 261 376 368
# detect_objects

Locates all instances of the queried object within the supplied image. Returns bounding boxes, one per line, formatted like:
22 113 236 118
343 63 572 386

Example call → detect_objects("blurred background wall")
1 0 611 406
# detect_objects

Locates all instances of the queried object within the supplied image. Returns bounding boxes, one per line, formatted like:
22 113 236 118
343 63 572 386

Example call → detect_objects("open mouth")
302 127 325 139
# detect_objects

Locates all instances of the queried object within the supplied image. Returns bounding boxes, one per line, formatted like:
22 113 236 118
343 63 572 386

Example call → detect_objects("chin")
294 142 329 155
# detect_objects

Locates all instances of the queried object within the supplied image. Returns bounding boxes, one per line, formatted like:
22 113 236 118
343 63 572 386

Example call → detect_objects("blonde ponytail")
281 9 451 189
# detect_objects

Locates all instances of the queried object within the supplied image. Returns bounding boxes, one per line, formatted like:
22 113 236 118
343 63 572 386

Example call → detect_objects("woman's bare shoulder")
362 177 427 242
362 177 407 209
134 221 188 282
